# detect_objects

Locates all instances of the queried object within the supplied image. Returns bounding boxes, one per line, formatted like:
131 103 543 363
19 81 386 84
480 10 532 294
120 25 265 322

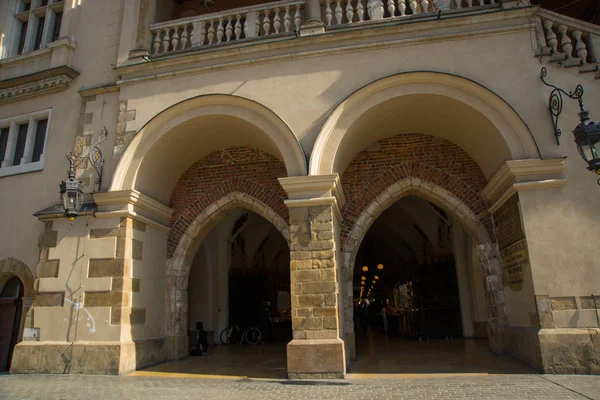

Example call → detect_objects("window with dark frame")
0 128 9 167
13 123 29 166
52 12 62 42
32 119 48 163
35 17 46 50
0 111 51 175
10 1 64 57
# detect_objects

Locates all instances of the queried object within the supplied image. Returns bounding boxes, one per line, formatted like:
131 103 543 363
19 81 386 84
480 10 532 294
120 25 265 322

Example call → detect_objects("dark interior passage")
354 196 463 340
348 196 527 374
187 208 291 352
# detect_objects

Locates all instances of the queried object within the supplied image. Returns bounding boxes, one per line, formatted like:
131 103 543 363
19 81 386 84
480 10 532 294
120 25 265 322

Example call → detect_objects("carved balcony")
148 0 503 56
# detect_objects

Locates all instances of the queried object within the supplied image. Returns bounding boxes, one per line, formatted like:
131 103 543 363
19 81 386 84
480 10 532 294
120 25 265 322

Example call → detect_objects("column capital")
482 159 566 214
279 174 345 220
94 189 173 231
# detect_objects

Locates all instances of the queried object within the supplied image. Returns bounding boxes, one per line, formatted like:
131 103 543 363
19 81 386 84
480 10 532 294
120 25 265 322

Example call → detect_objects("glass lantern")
573 111 600 178
59 159 84 220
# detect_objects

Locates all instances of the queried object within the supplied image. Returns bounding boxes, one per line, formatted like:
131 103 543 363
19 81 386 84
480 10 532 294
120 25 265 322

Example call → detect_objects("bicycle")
220 325 262 345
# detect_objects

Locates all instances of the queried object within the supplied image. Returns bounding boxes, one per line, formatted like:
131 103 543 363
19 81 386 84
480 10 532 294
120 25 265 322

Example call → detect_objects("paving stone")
1 374 600 400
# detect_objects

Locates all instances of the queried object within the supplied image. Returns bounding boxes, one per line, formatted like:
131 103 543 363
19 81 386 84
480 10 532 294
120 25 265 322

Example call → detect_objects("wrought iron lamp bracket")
540 67 585 145
65 126 107 192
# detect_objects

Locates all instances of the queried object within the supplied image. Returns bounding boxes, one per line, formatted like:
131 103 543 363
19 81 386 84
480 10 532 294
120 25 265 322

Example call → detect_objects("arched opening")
0 276 24 372
350 196 499 373
184 208 291 377
110 94 306 205
310 71 539 178
347 194 533 374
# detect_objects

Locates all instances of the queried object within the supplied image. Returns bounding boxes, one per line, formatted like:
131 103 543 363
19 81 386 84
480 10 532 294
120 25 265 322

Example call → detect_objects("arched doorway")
183 208 291 377
0 276 24 372
349 196 513 373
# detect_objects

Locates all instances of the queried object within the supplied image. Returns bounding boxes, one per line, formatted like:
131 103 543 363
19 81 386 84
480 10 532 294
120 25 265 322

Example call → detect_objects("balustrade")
538 14 599 66
146 0 530 57
150 0 305 54
319 0 498 27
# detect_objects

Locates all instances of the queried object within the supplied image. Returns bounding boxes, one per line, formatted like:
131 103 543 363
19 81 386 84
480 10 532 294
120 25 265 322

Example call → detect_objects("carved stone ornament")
0 65 79 105
0 75 74 104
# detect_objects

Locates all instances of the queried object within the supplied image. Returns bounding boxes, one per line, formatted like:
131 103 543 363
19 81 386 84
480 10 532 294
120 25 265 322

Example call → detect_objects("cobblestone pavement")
1 374 600 400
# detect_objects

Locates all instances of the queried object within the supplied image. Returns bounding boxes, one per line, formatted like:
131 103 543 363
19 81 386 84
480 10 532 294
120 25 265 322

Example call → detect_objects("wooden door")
0 298 20 372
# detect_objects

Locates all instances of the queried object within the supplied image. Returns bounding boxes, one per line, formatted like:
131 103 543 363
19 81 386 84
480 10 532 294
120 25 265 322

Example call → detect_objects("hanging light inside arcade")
361 276 366 281
362 266 368 272
377 264 384 270
374 276 379 280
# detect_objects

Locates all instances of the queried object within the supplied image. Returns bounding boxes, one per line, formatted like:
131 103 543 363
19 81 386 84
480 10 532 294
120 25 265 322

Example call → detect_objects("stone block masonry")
290 205 339 341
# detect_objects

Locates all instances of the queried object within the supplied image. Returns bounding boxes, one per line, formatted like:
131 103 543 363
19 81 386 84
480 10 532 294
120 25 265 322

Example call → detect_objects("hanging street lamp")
541 67 600 184
59 156 84 221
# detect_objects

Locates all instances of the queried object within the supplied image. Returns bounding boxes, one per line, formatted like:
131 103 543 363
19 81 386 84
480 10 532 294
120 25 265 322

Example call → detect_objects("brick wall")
168 147 288 257
340 132 492 246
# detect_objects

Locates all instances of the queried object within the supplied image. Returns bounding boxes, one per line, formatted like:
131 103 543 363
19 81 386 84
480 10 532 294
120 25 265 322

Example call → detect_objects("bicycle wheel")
245 327 262 345
220 327 233 344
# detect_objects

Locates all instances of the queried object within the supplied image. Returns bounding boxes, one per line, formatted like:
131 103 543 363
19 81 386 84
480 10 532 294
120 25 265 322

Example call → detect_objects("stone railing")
535 9 600 70
319 0 499 26
150 0 305 54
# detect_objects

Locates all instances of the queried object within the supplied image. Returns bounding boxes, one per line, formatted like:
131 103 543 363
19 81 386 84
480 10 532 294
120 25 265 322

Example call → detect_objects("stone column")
279 175 346 379
475 242 508 355
299 0 325 37
118 0 158 64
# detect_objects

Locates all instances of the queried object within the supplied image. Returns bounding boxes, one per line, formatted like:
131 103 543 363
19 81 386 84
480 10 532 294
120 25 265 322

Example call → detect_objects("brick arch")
165 192 290 355
338 133 508 357
342 177 491 279
164 147 290 357
167 147 289 258
339 132 492 249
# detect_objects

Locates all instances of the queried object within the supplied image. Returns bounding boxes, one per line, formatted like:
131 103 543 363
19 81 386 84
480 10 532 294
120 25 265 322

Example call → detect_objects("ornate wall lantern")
541 67 600 184
58 127 107 219
59 156 84 221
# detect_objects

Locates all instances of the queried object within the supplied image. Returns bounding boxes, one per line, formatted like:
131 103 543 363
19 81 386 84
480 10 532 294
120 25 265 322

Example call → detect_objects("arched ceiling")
334 94 511 180
135 115 283 204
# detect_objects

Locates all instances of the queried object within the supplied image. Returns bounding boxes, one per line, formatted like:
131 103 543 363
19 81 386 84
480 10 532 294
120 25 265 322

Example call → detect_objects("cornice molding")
483 159 567 214
279 174 345 222
0 65 79 105
279 174 345 208
94 190 173 230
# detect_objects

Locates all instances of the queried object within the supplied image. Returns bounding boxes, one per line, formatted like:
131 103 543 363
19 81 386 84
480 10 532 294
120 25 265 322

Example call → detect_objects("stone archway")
165 192 290 359
0 258 35 344
340 177 507 361
109 94 307 205
310 71 539 178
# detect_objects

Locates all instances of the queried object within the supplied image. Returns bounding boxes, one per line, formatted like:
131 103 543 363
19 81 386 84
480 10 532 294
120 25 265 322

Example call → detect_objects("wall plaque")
493 194 528 292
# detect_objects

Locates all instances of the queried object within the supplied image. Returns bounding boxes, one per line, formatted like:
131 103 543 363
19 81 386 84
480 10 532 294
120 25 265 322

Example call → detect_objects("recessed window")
5 0 64 58
0 110 52 177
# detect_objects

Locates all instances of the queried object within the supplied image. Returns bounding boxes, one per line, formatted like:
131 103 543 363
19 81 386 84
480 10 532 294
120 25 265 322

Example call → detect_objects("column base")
287 338 345 379
166 334 188 361
10 338 171 375
10 341 135 375
539 328 600 374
